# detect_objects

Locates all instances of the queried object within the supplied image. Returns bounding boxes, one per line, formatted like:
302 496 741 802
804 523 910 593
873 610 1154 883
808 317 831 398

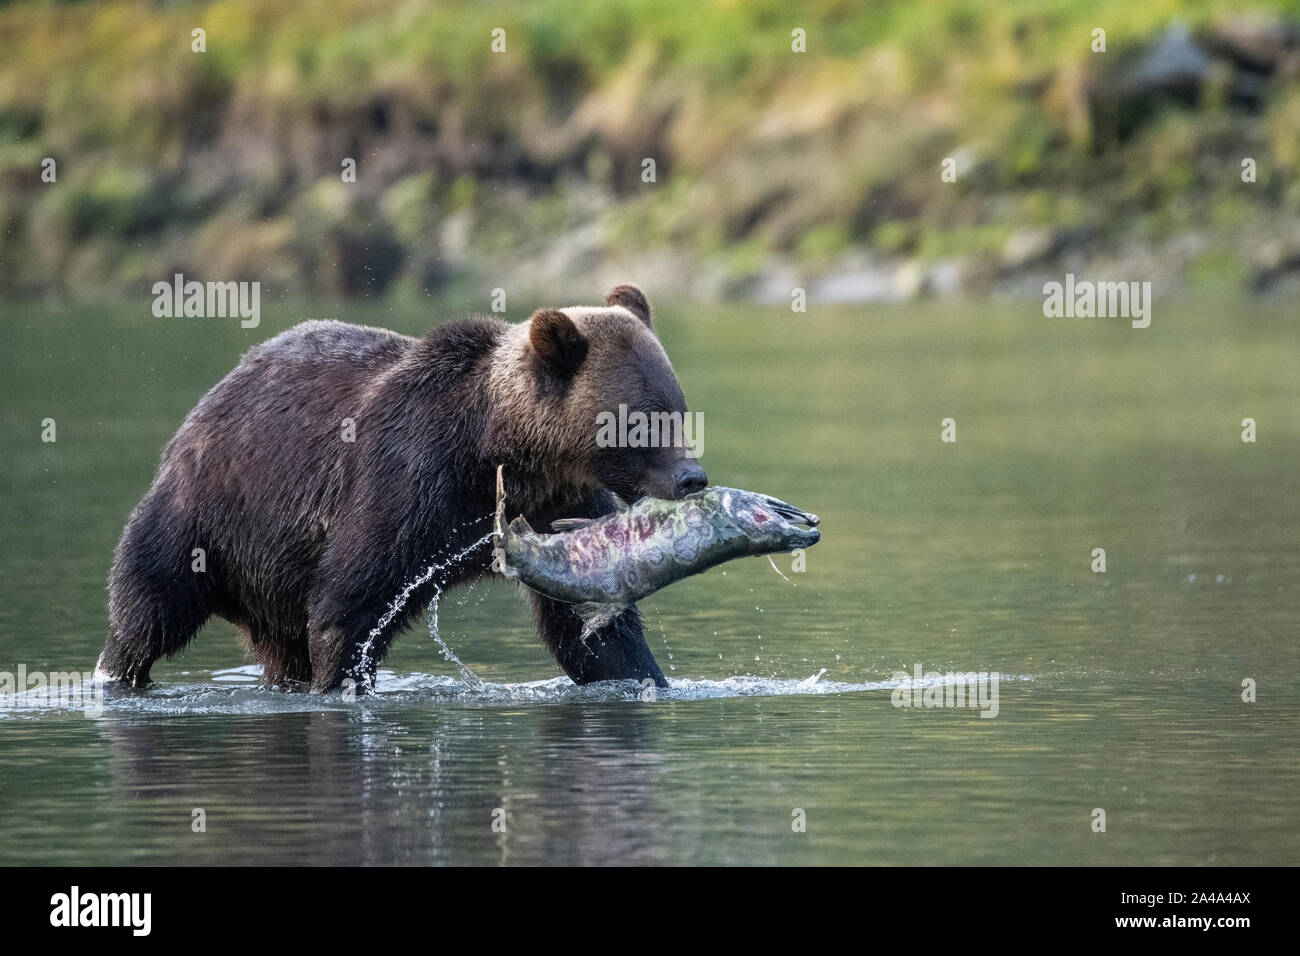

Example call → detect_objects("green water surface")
0 297 1296 864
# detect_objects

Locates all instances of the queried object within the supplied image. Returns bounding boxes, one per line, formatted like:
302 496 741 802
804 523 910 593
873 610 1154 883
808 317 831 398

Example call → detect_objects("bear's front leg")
307 618 378 694
307 593 394 694
529 593 668 688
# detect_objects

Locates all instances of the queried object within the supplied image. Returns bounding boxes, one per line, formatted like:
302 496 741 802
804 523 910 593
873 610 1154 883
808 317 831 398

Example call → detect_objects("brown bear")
95 285 705 693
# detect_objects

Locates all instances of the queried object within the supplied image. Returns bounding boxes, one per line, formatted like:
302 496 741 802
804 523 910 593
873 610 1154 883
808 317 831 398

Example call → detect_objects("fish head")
694 486 821 553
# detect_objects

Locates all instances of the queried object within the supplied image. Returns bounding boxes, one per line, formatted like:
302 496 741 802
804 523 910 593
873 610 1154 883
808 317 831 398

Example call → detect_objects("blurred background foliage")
1 0 1299 302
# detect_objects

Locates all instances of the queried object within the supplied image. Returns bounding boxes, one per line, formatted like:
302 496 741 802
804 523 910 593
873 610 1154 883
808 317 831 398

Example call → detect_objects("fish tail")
491 463 515 578
494 464 506 542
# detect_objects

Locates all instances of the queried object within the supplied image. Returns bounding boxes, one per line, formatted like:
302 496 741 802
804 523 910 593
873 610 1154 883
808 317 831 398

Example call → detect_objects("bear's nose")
674 461 708 497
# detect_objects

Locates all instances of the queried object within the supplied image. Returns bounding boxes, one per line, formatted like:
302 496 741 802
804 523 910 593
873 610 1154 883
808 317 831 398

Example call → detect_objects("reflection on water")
1 300 1298 864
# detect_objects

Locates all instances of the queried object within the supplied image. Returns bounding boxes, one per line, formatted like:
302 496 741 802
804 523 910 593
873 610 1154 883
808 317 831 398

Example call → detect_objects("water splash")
426 579 483 688
454 575 486 608
357 516 493 689
651 607 675 672
0 667 1033 718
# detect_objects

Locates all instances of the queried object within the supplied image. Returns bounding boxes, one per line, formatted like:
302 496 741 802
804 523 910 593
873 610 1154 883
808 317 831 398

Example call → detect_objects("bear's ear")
605 284 653 329
528 308 588 378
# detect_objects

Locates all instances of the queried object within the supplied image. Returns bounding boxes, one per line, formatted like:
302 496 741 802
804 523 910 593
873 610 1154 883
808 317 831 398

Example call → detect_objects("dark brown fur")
97 287 702 692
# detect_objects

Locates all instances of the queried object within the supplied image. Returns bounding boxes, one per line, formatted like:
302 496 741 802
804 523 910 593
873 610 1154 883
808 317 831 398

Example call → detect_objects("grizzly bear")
96 285 705 693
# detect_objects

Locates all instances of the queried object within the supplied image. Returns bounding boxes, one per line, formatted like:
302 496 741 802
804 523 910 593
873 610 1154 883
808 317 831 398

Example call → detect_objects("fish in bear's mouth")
591 485 819 541
494 466 822 624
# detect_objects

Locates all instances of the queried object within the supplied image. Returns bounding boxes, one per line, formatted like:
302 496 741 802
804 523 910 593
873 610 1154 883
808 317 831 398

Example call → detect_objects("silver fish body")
492 466 820 612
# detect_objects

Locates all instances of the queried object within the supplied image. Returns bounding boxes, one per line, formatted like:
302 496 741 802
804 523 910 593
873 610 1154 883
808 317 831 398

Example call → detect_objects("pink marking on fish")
607 522 628 549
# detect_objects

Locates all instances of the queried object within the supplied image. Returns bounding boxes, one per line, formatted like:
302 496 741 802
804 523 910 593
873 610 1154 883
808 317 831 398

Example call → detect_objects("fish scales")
492 466 820 619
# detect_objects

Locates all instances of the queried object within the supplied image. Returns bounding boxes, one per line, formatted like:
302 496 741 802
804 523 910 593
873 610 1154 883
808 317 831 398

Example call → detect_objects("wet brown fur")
98 286 697 692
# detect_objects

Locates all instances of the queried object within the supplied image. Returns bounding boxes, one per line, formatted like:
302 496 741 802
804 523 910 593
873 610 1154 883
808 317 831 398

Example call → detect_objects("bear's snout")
674 461 708 497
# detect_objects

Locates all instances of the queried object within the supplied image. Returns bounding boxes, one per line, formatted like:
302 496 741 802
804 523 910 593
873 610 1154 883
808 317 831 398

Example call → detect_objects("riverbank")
2 1 1298 303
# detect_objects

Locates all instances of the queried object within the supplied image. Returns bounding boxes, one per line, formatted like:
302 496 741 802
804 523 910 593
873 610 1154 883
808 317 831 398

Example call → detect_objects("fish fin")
575 602 621 626
508 515 535 535
574 602 626 645
550 517 595 532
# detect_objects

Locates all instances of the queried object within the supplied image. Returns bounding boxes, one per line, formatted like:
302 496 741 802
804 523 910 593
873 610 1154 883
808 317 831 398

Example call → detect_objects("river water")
1 297 1296 864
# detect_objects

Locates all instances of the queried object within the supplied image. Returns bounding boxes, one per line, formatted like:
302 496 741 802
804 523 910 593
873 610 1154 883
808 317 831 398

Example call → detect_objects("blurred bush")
1 0 1298 301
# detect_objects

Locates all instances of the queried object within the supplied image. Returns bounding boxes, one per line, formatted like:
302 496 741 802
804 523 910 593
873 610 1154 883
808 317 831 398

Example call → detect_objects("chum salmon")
491 465 820 630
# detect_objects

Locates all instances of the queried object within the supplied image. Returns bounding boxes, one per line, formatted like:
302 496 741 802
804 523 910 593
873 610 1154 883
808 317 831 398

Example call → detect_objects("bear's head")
492 285 706 505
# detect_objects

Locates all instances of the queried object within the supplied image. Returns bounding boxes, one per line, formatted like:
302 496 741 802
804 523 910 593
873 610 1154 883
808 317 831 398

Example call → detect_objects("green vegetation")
1 0 1298 299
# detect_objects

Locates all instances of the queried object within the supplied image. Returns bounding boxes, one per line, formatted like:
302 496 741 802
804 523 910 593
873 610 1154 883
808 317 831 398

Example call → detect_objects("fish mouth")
754 492 821 547
760 494 819 529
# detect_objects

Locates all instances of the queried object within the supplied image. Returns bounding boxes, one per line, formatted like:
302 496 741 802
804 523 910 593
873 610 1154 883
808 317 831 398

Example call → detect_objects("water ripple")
0 664 1031 717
